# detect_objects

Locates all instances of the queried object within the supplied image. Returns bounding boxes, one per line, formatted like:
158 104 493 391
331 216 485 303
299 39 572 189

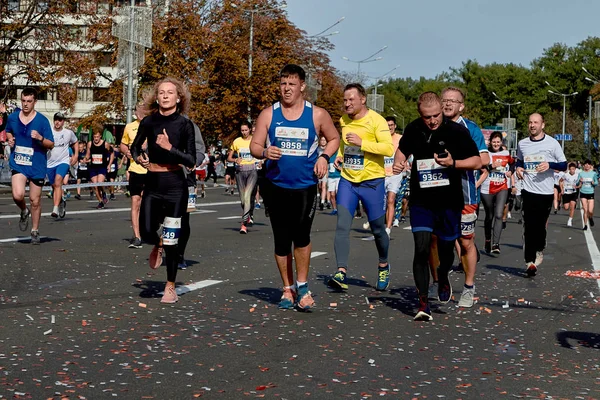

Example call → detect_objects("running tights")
521 190 553 264
481 190 509 245
236 169 258 225
413 231 455 297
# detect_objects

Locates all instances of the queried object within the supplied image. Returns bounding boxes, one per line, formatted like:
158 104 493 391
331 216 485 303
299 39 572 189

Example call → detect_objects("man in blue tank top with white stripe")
250 64 340 311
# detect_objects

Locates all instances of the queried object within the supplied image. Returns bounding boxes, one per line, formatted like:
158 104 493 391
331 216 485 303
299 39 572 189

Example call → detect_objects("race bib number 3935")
416 158 449 188
343 146 365 171
275 127 309 156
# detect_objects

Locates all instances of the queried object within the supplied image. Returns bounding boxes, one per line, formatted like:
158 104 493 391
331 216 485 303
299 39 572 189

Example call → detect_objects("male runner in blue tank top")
250 64 340 311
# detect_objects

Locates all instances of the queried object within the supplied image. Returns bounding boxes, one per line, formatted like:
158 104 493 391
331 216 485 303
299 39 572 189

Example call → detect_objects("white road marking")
580 209 600 291
310 252 327 258
158 279 222 295
361 236 375 241
403 226 412 230
218 216 241 220
0 236 48 243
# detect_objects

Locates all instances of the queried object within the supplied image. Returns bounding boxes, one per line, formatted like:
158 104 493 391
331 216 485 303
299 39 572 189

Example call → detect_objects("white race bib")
416 158 449 188
275 127 309 156
14 146 33 166
524 154 545 174
343 146 364 170
92 154 103 165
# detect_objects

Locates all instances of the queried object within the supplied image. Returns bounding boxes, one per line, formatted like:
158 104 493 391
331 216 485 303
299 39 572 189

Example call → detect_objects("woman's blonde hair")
144 77 191 115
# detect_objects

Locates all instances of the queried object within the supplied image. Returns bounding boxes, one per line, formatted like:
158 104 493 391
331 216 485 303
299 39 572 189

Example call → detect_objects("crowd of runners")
1 65 598 319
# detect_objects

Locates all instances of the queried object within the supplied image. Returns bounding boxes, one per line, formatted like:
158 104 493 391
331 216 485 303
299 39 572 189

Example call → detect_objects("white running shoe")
567 218 573 227
534 251 544 267
392 219 400 227
362 221 370 230
458 287 476 308
385 227 391 236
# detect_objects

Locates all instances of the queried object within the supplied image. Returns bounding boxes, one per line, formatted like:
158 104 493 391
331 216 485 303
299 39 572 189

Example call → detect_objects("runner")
224 147 236 195
515 113 567 277
228 121 258 233
5 88 55 244
436 87 489 308
47 112 77 219
317 136 330 211
327 83 394 292
393 91 481 321
131 77 196 303
85 127 113 209
553 170 564 214
578 159 598 230
250 64 339 311
74 141 89 200
480 131 512 254
384 116 402 236
327 148 341 215
120 104 149 248
196 153 208 198
106 143 120 200
560 162 581 227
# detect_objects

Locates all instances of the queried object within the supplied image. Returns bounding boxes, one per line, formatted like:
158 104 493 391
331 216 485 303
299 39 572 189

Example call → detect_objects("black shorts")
554 184 561 192
12 170 44 187
262 180 317 256
77 168 89 182
225 166 236 178
580 192 595 200
562 192 578 204
107 170 118 180
129 171 146 197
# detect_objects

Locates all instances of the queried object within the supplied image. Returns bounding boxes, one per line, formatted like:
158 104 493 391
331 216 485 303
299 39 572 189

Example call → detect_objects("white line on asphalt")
158 279 222 295
0 236 48 243
403 226 412 230
580 209 600 291
311 252 327 258
218 216 241 220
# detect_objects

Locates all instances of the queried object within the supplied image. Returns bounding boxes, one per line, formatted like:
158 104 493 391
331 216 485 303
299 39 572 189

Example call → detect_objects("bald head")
528 113 545 139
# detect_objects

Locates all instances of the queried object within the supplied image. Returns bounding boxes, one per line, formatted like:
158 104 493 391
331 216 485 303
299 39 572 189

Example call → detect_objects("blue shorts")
47 163 70 182
337 177 385 221
89 167 107 179
410 204 461 241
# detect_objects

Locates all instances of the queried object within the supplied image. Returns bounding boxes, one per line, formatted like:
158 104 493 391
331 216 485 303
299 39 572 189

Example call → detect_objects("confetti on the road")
138 302 147 308
565 270 600 279
43 329 52 335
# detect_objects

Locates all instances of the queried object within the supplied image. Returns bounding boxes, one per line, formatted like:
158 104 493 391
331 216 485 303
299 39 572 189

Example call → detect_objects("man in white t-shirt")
47 113 78 218
515 113 567 277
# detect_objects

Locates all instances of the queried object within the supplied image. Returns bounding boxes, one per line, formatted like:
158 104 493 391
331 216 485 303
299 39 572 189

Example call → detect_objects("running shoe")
326 202 332 210
584 225 588 231
319 202 324 211
534 251 544 267
376 264 391 291
19 208 31 232
437 269 452 304
567 219 573 227
65 191 71 199
30 230 40 245
502 221 507 230
507 212 512 219
414 297 432 321
200 191 206 198
526 262 537 277
458 286 475 308
328 270 348 290
491 244 500 254
553 209 558 215
427 281 439 300
59 199 66 218
149 245 163 269
255 203 261 209
392 219 400 227
278 287 296 310
74 194 81 200
129 237 143 249
247 217 254 226
295 284 314 311
484 240 492 254
160 284 178 304
96 202 105 209
362 221 370 230
400 216 406 223
109 193 116 200
125 191 131 198
590 217 595 227
177 258 188 270
46 191 52 199
240 224 247 234
385 227 391 237
329 209 338 216
51 207 59 219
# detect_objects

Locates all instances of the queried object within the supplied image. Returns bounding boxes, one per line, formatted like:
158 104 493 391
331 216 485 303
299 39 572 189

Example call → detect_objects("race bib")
187 187 197 213
524 154 545 174
416 158 449 188
162 217 181 245
14 146 33 166
343 146 364 170
461 212 477 236
275 127 309 156
109 164 116 173
78 161 88 170
582 177 593 188
92 154 103 165
239 148 253 162
329 163 336 173
564 183 575 194
490 169 506 184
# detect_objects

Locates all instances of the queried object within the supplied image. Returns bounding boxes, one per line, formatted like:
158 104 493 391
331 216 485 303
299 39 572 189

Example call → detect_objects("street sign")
584 120 590 145
555 134 573 141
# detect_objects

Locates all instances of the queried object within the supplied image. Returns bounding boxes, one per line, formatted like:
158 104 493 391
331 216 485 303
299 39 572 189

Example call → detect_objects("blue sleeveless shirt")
266 101 319 189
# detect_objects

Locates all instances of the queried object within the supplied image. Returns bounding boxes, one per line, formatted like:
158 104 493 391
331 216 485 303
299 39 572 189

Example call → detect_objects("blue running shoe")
278 287 296 309
328 270 348 290
329 209 338 216
414 297 432 321
295 284 314 311
376 264 390 291
437 268 452 304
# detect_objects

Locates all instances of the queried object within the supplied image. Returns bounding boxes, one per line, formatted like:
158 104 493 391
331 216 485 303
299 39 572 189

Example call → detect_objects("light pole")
308 16 344 38
491 91 521 120
545 81 578 150
581 66 599 158
342 45 387 78
232 1 287 121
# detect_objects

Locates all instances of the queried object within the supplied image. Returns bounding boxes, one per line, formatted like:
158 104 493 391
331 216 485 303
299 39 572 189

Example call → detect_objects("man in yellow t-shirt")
120 105 147 249
328 83 394 293
227 121 258 234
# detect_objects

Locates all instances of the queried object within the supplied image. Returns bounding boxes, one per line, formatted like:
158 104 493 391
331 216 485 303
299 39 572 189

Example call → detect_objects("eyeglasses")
441 99 462 105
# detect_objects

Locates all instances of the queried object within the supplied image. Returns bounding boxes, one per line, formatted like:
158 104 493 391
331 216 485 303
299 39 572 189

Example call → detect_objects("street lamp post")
582 66 599 158
545 81 578 151
233 1 287 121
342 45 387 79
491 91 521 120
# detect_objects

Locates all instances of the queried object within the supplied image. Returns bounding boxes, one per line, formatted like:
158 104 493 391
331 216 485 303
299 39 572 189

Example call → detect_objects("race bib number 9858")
275 127 309 156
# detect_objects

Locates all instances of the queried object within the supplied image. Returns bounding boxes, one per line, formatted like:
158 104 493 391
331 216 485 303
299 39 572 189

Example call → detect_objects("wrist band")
319 153 330 162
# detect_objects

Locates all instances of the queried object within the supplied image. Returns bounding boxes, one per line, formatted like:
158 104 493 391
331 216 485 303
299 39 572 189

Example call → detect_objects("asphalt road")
0 185 599 399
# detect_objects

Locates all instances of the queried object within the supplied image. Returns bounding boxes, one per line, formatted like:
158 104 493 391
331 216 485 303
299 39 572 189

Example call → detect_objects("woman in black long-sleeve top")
131 77 196 304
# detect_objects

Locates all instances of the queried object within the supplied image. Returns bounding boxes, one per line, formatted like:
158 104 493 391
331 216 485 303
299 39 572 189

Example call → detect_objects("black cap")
54 112 65 121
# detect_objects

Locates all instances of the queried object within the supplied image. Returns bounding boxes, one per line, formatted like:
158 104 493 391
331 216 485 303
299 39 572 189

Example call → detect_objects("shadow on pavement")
239 287 281 305
16 236 61 245
556 331 600 350
501 242 524 250
316 274 371 290
486 264 526 277
132 280 186 298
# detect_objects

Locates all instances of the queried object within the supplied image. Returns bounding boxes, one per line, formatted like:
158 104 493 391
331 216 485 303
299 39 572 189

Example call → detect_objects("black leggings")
413 231 454 298
481 190 509 244
140 171 187 282
521 190 553 264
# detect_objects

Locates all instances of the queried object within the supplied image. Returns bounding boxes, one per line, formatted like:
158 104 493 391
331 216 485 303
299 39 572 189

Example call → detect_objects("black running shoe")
484 240 492 254
590 217 595 227
19 208 31 232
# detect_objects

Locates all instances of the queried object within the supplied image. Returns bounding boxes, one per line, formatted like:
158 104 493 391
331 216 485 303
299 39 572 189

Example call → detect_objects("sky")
286 0 600 83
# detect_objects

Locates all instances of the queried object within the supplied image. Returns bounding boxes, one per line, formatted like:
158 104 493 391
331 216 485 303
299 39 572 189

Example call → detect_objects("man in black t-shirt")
393 92 481 321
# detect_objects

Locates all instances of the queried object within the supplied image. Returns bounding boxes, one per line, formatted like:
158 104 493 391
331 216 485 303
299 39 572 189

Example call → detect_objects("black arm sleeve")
168 119 195 168
131 118 148 161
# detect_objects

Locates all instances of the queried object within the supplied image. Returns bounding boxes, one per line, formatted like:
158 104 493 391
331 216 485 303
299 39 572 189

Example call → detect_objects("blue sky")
286 0 600 82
